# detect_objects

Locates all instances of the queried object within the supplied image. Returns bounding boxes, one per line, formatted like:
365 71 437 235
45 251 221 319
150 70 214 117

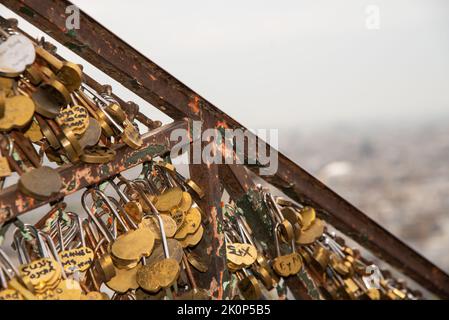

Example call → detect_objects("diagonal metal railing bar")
0 120 189 223
1 0 449 297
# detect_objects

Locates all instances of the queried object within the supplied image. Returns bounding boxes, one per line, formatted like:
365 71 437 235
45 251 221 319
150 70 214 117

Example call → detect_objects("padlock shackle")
107 195 138 230
12 230 30 265
23 224 49 258
61 211 88 249
81 84 124 133
81 189 115 243
128 180 170 259
236 216 256 247
0 248 20 278
133 177 158 195
38 230 67 280
273 223 282 257
108 179 130 203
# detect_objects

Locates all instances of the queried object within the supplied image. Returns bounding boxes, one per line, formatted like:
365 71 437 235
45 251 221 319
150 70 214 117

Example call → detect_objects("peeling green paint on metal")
124 144 166 166
297 269 322 300
238 191 274 245
99 181 108 191
99 164 110 177
218 237 226 257
223 274 239 300
19 6 34 17
64 41 87 53
65 29 76 38
66 179 76 192
222 278 231 299
276 280 288 297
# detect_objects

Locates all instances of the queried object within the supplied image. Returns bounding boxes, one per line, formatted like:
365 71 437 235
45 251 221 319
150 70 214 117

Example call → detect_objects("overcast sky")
2 1 449 131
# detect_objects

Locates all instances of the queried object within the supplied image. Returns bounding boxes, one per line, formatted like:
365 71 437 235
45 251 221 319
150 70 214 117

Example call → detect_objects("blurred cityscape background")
279 118 449 273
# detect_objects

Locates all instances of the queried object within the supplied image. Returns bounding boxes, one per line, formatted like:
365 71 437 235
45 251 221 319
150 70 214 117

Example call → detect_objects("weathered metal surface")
3 0 449 297
0 120 188 225
219 164 254 202
188 112 231 299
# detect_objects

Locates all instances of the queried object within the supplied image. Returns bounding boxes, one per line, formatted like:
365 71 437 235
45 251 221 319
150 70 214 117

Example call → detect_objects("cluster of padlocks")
0 162 421 300
0 18 422 300
222 188 421 300
0 18 150 199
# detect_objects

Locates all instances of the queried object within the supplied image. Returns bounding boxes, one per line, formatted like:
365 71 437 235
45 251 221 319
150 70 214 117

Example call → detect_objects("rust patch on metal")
215 120 229 129
188 96 200 114
0 121 188 224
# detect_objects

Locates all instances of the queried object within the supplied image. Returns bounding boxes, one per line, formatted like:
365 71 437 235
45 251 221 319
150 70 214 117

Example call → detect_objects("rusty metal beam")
2 0 449 298
0 120 188 224
189 163 229 298
219 164 254 202
188 112 231 299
